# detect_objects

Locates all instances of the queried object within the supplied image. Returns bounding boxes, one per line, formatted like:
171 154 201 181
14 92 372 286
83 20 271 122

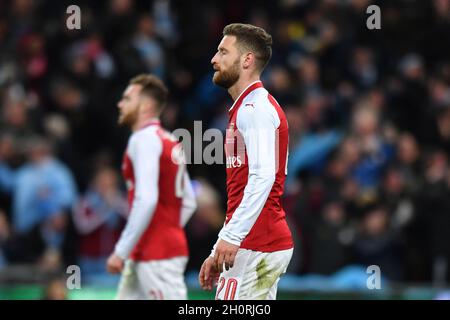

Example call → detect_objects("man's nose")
211 53 218 66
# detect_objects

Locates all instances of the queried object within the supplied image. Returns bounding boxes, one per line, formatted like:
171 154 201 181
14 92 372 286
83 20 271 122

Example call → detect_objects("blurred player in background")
199 24 294 300
106 74 197 300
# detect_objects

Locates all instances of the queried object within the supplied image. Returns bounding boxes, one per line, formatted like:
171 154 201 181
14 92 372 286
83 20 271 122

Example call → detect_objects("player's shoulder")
242 86 268 107
238 87 280 127
129 126 161 149
242 87 282 112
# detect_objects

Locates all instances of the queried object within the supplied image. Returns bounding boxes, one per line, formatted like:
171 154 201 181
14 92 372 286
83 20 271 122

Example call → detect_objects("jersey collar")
137 118 160 130
228 81 263 113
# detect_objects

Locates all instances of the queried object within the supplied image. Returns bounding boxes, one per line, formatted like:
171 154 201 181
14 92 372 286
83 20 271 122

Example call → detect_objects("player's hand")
199 256 219 291
213 239 239 273
106 253 124 274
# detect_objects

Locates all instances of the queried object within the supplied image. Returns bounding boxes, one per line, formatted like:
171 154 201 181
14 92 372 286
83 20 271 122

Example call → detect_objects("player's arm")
113 132 161 260
213 99 279 271
180 170 197 227
218 100 279 245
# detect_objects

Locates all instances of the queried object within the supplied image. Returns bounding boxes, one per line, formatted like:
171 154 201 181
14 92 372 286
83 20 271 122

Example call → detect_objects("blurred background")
1 0 450 300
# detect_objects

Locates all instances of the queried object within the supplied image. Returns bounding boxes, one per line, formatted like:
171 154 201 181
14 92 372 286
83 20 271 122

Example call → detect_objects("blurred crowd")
1 0 450 287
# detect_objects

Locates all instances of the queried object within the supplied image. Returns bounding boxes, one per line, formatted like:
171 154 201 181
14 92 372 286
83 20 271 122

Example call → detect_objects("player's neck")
132 115 159 132
228 75 261 101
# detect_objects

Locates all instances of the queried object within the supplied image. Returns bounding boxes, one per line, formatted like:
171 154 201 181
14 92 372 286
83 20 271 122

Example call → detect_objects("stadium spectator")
1 136 77 270
73 166 127 285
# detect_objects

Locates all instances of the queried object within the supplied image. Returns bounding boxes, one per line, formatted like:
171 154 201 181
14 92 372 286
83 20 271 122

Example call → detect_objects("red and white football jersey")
217 81 293 252
115 120 196 261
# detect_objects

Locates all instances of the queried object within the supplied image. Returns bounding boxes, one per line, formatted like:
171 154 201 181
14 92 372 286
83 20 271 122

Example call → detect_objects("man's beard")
118 109 138 127
212 59 240 89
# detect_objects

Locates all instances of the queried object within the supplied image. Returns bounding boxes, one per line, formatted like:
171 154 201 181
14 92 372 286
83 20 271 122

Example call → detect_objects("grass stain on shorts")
254 259 282 299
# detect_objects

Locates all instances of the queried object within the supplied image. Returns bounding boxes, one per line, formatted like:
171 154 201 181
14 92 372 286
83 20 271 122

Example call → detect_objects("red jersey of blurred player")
122 120 189 260
108 74 196 300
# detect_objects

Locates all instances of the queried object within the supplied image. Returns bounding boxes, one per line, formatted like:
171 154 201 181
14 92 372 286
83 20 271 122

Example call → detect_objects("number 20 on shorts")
215 277 237 300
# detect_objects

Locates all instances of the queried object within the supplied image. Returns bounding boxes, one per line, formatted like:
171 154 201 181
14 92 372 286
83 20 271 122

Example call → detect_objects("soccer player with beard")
198 24 294 300
106 74 197 300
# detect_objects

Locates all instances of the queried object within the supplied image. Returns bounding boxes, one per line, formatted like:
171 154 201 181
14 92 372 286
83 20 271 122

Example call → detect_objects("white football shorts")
215 248 293 300
116 256 188 300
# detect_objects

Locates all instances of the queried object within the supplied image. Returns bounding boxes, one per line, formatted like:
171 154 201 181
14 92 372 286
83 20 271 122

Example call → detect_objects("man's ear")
242 52 254 70
139 95 152 112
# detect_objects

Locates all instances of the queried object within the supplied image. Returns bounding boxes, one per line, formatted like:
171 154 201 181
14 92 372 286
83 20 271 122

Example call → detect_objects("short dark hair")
130 74 168 112
223 23 272 72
